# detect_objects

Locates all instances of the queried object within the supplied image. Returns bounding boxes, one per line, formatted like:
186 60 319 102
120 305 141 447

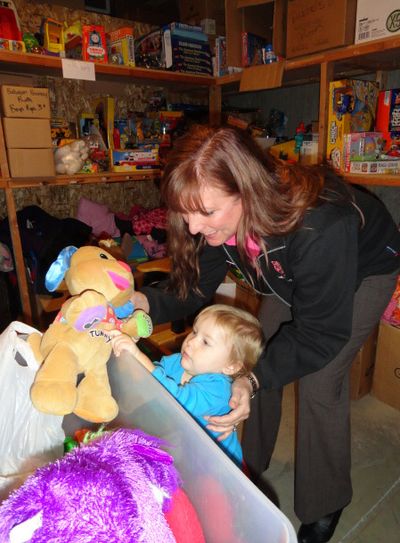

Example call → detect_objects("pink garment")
76 197 120 238
136 235 167 259
225 234 260 259
118 205 167 236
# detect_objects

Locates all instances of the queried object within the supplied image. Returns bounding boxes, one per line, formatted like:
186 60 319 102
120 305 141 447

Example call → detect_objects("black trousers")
242 271 398 524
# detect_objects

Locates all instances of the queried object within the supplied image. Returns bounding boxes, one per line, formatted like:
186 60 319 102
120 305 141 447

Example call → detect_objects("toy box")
342 132 385 172
375 89 400 157
1 85 50 118
242 32 267 67
162 27 212 75
63 353 298 542
214 35 227 76
326 79 379 171
108 26 135 67
0 38 25 52
91 96 115 148
42 17 65 57
376 89 400 134
355 0 400 44
347 159 400 174
113 119 136 149
134 29 163 69
111 144 160 173
82 25 108 63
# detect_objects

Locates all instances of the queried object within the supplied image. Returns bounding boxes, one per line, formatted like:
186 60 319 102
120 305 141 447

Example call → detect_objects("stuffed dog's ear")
45 246 78 292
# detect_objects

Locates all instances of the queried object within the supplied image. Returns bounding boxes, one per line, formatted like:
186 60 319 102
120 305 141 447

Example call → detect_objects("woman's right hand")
204 376 252 440
131 291 150 313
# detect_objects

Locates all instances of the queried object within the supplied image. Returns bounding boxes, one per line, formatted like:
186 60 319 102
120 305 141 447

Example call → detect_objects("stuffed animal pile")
28 245 153 423
0 428 205 543
54 140 89 175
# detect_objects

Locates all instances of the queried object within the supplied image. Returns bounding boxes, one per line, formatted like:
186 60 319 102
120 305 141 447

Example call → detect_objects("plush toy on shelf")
28 245 153 423
54 139 89 175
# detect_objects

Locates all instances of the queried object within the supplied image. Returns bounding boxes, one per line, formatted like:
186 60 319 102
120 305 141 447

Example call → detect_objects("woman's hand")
130 291 150 313
204 376 253 441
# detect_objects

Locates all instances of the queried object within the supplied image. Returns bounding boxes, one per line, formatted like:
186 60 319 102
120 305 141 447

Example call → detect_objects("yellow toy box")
326 79 379 171
108 27 135 67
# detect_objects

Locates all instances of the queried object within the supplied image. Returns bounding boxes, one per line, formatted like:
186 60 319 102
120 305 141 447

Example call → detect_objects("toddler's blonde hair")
194 304 264 379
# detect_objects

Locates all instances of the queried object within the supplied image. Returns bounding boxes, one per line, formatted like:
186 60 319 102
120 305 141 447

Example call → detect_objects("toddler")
111 304 264 467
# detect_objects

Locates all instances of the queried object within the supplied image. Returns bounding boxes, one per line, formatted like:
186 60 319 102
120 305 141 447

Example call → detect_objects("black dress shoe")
297 508 343 543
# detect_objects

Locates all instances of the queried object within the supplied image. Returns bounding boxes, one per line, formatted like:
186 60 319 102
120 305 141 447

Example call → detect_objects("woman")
133 125 400 543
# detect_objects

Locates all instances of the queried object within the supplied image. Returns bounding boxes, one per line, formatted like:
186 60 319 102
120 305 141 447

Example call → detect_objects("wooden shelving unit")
0 51 215 323
216 34 400 188
0 50 214 87
3 170 158 189
1 26 400 322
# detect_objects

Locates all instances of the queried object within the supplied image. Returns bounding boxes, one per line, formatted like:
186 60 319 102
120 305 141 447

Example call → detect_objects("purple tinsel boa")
0 428 180 543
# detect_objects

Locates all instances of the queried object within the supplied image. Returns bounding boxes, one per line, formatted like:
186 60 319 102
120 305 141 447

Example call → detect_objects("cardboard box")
108 27 135 67
1 85 50 119
111 145 160 173
300 139 319 165
350 327 378 400
286 0 357 58
348 159 400 174
375 89 400 156
7 148 55 178
2 118 52 148
372 322 400 410
355 0 400 44
342 131 385 171
326 79 379 171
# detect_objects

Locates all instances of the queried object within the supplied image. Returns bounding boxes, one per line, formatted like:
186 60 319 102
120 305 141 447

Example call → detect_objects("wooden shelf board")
217 36 400 90
346 174 400 187
237 0 274 7
0 50 214 87
4 170 159 189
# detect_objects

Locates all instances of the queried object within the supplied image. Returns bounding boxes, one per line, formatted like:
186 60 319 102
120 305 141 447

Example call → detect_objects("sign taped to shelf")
239 62 284 92
61 59 96 81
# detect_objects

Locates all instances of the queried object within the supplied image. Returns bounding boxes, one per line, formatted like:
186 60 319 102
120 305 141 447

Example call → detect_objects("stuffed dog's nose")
117 260 131 273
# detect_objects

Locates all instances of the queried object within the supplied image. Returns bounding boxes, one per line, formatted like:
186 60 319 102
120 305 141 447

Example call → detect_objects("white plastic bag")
0 321 65 498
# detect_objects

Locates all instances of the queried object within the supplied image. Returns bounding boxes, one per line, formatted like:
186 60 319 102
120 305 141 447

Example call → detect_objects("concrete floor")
264 384 400 543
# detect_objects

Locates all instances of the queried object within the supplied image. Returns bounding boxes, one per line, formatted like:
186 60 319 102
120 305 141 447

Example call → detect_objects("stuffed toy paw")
29 245 153 423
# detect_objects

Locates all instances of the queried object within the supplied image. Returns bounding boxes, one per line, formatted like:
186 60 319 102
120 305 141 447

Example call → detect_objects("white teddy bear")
54 140 90 176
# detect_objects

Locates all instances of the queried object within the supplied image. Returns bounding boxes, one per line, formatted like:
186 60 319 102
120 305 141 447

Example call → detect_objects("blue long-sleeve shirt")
152 353 243 466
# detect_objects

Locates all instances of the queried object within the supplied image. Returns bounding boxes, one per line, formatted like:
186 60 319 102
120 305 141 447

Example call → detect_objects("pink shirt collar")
225 235 260 259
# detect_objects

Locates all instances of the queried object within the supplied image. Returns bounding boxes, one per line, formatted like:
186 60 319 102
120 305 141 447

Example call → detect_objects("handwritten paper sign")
0 85 50 118
61 59 96 81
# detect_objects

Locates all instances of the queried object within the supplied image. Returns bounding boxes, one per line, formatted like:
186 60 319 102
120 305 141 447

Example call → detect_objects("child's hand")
109 330 138 357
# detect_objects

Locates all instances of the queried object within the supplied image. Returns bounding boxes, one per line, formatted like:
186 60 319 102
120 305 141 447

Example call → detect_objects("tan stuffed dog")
28 245 153 423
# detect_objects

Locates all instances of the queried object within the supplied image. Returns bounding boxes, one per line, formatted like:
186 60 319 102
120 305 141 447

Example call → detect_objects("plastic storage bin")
65 353 297 543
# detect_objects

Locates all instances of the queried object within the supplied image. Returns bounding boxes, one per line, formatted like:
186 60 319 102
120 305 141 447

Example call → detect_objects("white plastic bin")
64 353 297 543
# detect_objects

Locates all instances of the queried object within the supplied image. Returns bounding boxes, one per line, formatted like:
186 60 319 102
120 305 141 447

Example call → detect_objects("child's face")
180 314 237 377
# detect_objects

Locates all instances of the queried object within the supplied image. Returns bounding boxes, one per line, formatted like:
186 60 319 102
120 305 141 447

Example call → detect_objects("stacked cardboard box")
372 322 400 411
1 85 55 178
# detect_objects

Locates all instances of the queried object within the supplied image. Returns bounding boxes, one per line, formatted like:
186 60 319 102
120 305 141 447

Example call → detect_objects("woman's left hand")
204 376 252 441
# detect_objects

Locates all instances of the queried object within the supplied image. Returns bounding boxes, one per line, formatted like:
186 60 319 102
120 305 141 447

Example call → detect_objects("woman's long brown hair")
161 125 351 299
